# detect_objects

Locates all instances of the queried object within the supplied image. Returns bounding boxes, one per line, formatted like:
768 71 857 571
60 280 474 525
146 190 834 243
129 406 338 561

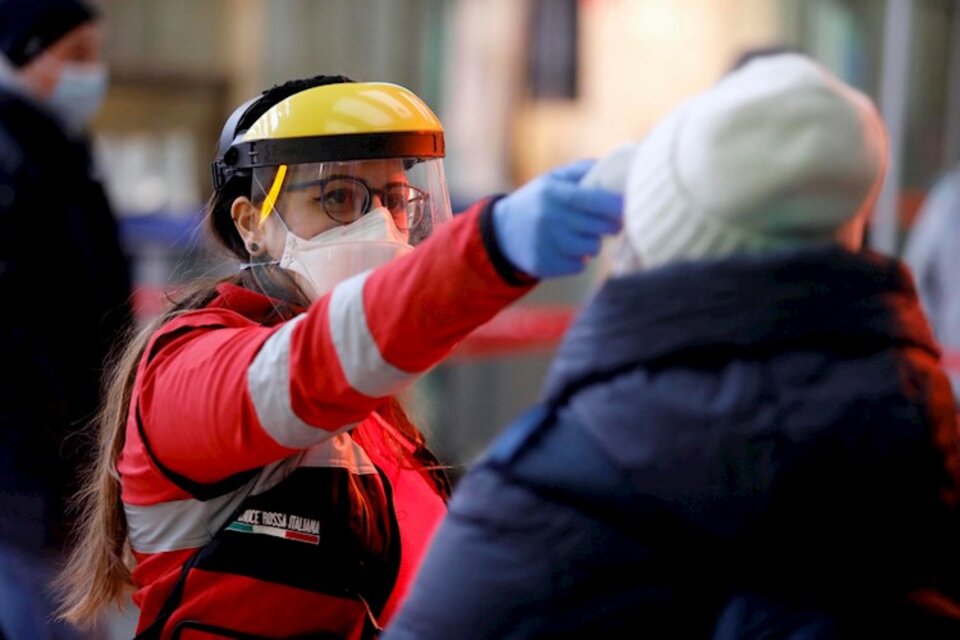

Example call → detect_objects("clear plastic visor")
251 157 452 246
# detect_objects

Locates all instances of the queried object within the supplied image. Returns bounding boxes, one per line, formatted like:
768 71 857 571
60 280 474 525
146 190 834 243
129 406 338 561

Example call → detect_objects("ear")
231 196 265 249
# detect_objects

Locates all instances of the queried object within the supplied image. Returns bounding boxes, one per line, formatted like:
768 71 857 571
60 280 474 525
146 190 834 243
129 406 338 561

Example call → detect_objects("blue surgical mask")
47 63 108 132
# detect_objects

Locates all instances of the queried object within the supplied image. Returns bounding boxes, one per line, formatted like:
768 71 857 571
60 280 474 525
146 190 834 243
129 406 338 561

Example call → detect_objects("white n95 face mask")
278 207 413 300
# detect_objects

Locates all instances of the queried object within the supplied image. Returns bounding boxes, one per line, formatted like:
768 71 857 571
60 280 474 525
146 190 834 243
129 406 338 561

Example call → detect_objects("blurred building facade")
88 0 960 467
77 2 960 635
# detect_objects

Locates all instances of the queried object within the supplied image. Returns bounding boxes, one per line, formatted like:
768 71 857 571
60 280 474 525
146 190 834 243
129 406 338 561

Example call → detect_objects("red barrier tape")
943 351 960 375
452 304 578 359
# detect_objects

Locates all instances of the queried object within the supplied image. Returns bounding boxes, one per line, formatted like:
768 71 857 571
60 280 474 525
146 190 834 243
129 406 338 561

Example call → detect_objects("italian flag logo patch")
227 509 320 545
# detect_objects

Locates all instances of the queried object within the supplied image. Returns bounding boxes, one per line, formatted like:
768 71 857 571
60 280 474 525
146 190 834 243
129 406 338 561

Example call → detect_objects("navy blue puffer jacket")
387 247 960 639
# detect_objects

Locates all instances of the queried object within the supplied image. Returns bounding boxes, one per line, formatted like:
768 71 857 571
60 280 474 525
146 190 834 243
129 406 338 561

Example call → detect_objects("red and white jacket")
118 201 533 639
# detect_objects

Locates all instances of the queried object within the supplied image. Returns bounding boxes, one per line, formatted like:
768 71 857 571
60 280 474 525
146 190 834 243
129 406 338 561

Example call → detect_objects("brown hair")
56 74 440 626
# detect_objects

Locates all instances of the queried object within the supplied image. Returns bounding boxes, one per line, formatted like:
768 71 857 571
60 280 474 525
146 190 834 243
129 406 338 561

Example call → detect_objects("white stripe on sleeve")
248 314 355 448
328 270 416 398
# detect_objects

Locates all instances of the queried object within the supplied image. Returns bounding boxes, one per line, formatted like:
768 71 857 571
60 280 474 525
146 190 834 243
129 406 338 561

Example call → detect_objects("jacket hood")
544 246 937 405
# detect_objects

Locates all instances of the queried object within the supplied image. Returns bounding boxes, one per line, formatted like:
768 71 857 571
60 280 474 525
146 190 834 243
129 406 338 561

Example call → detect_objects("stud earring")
247 241 261 255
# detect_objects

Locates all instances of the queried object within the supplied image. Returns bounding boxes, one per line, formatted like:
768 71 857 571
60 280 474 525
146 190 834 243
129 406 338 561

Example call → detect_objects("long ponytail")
55 317 157 625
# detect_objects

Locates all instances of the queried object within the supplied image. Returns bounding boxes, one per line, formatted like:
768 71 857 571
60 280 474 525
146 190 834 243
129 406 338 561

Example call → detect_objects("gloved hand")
492 159 624 278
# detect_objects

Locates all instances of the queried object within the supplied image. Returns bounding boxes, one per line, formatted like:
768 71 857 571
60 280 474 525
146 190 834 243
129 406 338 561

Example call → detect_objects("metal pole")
223 0 266 110
942 2 960 168
870 0 913 255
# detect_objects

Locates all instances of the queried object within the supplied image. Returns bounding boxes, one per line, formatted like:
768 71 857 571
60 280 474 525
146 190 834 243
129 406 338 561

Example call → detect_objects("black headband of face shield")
210 95 261 192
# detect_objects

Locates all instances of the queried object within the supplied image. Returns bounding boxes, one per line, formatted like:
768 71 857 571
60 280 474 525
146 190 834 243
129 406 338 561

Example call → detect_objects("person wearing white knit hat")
585 53 888 272
386 53 960 640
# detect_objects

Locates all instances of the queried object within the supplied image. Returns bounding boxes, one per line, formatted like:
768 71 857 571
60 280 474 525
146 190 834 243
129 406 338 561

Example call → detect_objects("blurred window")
527 0 579 99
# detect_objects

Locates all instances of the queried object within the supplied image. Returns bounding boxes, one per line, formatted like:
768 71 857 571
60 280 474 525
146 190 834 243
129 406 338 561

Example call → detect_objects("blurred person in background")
385 53 960 639
0 0 133 638
903 164 960 401
55 75 622 638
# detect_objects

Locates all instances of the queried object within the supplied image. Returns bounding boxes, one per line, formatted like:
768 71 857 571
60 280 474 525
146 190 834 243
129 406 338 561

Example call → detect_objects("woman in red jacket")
56 75 622 639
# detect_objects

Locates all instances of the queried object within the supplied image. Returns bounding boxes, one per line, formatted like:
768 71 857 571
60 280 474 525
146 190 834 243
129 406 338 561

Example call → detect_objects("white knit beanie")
586 54 889 273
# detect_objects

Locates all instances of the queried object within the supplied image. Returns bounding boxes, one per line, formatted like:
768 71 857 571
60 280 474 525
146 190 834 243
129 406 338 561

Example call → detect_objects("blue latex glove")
492 159 624 278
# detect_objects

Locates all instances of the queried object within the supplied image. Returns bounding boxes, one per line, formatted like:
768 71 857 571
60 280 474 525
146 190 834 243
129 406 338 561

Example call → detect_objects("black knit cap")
0 0 97 68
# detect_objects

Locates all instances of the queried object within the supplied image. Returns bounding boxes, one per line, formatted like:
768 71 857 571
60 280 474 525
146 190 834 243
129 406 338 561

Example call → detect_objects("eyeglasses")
291 176 428 229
